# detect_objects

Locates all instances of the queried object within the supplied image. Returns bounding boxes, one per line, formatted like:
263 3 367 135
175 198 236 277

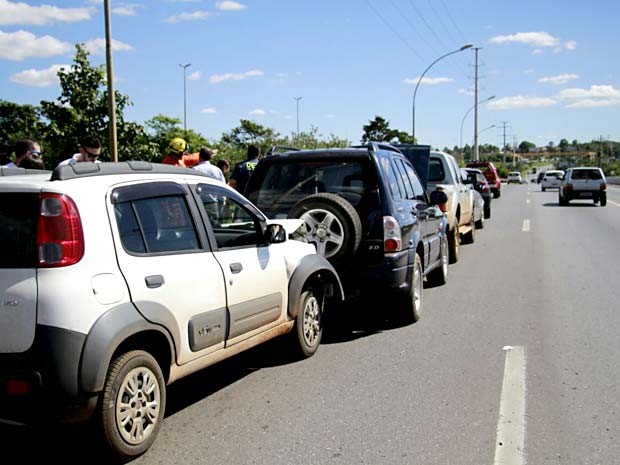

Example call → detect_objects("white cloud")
0 30 71 61
0 0 93 25
201 107 217 114
112 4 140 16
565 99 620 108
458 88 474 96
488 95 557 110
275 72 287 78
187 71 202 80
404 76 454 85
325 114 336 119
563 40 577 51
532 48 543 55
556 85 620 108
490 31 559 47
165 11 215 23
210 69 264 84
249 109 265 116
216 1 247 11
84 38 133 55
538 74 579 85
9 63 69 87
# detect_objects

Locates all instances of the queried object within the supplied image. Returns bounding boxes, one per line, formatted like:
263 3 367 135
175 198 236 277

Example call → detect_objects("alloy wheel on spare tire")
100 350 166 460
288 193 362 264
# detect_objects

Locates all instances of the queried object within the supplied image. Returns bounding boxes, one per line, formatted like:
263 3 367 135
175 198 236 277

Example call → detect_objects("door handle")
230 262 243 274
145 275 164 288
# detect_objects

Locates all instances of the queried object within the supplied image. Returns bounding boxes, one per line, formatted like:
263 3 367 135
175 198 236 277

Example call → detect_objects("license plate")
579 192 592 197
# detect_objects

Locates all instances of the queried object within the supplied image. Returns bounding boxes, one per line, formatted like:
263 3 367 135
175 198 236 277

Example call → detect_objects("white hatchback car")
0 162 343 460
541 170 565 191
507 171 522 184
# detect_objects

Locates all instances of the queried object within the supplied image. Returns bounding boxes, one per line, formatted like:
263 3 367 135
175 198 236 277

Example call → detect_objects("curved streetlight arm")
412 44 472 140
460 95 495 148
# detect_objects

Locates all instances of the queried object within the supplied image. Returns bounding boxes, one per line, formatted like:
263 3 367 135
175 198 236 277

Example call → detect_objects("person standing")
229 144 260 194
216 158 231 179
161 137 189 167
2 139 41 168
193 147 225 183
57 136 102 167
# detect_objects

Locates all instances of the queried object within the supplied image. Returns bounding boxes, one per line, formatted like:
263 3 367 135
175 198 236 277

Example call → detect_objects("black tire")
600 194 607 207
99 350 166 460
461 215 476 244
447 222 460 264
542 187 546 192
475 213 485 230
288 193 362 265
398 253 423 324
559 193 568 206
484 206 491 220
426 236 448 287
291 289 323 358
494 189 501 199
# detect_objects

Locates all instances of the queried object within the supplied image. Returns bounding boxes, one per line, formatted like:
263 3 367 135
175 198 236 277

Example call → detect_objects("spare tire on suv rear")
288 193 362 265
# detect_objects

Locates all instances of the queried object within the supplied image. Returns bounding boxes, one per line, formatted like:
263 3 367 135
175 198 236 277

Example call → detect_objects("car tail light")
383 216 402 252
37 193 84 267
6 379 30 396
600 184 606 191
565 183 573 191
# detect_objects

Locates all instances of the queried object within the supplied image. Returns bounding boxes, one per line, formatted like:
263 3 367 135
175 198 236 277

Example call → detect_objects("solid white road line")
526 199 531 204
522 219 530 232
608 200 620 207
494 345 526 465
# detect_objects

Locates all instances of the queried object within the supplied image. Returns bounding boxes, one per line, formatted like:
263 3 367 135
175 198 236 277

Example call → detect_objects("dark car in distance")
464 167 492 219
246 143 449 323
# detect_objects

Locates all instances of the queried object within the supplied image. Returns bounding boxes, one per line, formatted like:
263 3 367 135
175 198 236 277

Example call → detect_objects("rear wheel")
397 253 423 324
600 193 607 207
475 212 485 229
99 350 166 460
447 223 460 264
484 205 491 219
542 187 546 192
462 215 476 244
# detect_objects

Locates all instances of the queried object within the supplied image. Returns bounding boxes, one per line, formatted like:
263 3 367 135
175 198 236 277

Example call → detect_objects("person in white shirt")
57 136 102 168
193 147 225 183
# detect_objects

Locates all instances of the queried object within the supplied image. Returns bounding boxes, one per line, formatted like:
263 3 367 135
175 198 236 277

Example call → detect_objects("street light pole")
293 97 302 138
460 96 495 149
412 43 473 141
103 0 117 161
179 63 191 135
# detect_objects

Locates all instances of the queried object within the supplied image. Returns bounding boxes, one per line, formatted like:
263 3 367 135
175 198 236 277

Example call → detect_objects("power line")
387 0 440 57
364 0 426 62
438 0 469 44
426 0 460 49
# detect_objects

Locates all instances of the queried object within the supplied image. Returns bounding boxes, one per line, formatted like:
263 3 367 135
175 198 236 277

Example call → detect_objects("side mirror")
264 223 287 244
429 190 448 206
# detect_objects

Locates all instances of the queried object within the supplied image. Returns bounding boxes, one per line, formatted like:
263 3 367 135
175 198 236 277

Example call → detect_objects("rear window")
247 159 380 218
428 158 445 182
571 169 603 180
0 193 39 268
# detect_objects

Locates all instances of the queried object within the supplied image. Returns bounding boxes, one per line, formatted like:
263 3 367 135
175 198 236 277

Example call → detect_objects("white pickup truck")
427 151 475 263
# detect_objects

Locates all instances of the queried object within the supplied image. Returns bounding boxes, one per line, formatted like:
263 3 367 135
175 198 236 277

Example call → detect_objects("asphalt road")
3 181 619 465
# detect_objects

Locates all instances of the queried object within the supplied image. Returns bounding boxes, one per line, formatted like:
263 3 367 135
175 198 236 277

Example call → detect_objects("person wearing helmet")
162 137 189 166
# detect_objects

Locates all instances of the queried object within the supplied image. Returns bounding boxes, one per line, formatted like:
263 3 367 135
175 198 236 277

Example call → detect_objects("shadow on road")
542 202 597 208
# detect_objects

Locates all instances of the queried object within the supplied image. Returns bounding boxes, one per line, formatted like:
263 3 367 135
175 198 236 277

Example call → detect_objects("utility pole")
294 97 302 138
512 136 517 167
179 63 191 135
103 0 117 161
499 121 511 163
473 47 480 161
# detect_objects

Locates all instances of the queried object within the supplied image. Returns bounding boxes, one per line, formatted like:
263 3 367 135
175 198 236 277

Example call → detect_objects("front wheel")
426 236 448 287
291 290 323 358
99 350 166 460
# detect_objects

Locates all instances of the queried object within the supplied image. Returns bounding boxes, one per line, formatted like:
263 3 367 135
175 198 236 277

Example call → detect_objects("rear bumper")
564 190 605 199
0 326 95 424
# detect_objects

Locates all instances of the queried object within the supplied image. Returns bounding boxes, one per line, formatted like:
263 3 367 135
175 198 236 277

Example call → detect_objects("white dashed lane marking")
522 219 530 232
494 345 526 465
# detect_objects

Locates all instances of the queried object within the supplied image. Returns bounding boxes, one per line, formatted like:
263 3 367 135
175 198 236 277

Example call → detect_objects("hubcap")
441 239 448 275
302 295 321 347
299 209 345 258
115 367 161 446
413 262 422 312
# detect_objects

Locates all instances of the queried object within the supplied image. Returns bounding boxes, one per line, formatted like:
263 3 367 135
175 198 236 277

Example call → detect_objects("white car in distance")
541 170 565 191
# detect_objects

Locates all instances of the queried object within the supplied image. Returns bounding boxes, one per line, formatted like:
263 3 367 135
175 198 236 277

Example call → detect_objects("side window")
380 156 403 199
115 195 200 254
429 158 445 182
402 161 425 199
198 187 263 249
393 159 413 199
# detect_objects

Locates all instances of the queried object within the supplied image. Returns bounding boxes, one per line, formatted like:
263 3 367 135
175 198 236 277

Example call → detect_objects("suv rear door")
0 193 39 353
110 181 228 365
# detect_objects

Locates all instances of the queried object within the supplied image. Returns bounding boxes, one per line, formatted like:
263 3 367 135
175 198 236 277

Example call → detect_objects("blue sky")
1 0 619 149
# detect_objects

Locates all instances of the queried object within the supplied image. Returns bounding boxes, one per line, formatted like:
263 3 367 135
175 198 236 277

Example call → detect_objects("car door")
450 158 473 223
193 183 289 346
111 181 228 365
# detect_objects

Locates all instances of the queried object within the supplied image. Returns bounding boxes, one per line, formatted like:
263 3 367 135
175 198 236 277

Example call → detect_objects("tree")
558 138 569 152
361 116 416 144
0 101 43 151
221 119 279 148
518 140 536 153
39 44 155 165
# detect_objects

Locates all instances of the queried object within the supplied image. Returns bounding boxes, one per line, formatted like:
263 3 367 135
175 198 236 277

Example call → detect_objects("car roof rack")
264 145 300 157
1 167 51 176
351 142 403 155
50 161 212 181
